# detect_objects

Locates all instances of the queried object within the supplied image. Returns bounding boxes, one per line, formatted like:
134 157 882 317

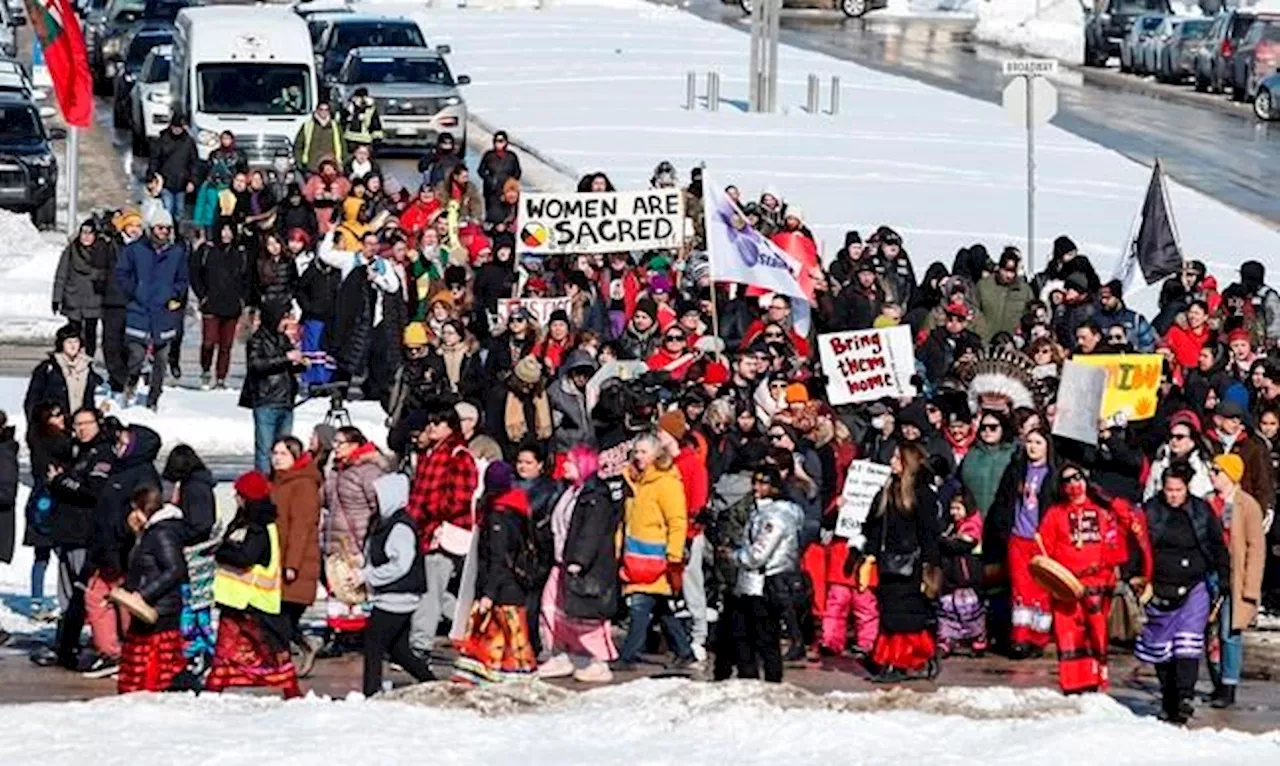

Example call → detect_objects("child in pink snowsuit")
821 535 878 656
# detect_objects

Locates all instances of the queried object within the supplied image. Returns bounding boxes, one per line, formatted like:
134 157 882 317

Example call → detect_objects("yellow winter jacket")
621 463 687 596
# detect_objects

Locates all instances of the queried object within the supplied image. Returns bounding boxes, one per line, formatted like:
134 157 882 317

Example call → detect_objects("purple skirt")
1135 581 1210 664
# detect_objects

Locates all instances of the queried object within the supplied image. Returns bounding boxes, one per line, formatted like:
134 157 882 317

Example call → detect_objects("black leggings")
1156 658 1199 717
714 594 783 683
363 608 434 696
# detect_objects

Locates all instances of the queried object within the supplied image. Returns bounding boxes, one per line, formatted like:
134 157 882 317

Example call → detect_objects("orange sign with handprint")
1073 354 1164 421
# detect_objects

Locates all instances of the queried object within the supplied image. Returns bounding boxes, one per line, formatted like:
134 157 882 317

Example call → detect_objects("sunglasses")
665 335 685 342
1170 432 1192 441
769 432 787 440
764 332 784 339
980 423 1000 432
1109 335 1125 342
1062 474 1085 483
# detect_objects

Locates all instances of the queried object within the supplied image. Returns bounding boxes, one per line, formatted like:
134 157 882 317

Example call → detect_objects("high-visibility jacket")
343 102 383 145
295 119 344 171
213 523 283 615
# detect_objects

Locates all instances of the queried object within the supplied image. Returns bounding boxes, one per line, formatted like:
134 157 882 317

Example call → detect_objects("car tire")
839 0 868 18
32 195 56 231
1194 70 1208 92
1232 80 1246 102
1120 51 1131 74
1256 88 1276 121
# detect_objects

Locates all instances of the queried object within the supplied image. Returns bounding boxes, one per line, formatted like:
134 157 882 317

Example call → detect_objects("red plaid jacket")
407 435 479 553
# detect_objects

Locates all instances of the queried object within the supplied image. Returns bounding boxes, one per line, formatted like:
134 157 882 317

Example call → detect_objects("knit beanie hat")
485 460 515 494
634 297 659 322
658 410 688 441
1213 453 1244 485
234 471 272 502
513 356 543 385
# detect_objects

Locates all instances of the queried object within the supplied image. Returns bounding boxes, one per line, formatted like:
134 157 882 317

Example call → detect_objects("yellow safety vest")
213 523 282 615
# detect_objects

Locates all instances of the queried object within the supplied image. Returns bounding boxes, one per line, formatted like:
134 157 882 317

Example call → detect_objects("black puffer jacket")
191 240 250 319
296 257 341 324
47 434 114 548
239 325 300 410
561 477 623 620
251 253 298 315
125 504 189 623
92 425 163 574
175 467 217 544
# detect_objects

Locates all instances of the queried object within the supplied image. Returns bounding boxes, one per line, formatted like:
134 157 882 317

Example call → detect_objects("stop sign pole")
1002 59 1058 275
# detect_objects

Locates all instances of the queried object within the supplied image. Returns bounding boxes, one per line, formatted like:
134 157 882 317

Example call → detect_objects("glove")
667 561 685 593
51 302 60 314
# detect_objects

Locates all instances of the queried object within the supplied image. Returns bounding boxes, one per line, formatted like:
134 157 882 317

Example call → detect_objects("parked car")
1195 10 1261 93
293 0 354 45
111 24 172 129
0 59 43 103
1255 69 1280 119
1155 17 1213 83
1230 14 1280 102
129 44 170 156
312 14 428 82
738 0 887 18
0 92 62 229
0 1 23 59
91 0 187 93
1085 0 1173 67
1120 13 1166 74
329 46 468 150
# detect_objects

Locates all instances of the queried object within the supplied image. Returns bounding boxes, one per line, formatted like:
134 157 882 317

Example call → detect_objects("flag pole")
66 126 79 231
702 171 722 354
1155 158 1181 253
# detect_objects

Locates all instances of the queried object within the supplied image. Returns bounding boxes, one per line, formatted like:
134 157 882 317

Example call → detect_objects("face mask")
1064 481 1086 502
870 416 886 430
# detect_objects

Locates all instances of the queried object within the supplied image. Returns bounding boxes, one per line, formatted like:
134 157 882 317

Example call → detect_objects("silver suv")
329 46 469 149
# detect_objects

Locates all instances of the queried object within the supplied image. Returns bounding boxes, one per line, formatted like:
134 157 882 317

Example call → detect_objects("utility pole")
748 0 779 112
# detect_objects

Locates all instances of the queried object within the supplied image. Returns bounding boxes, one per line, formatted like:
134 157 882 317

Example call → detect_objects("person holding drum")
1037 464 1150 695
1137 463 1230 725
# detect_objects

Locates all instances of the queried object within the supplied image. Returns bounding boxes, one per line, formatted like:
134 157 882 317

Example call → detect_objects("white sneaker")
692 644 707 663
573 660 613 684
537 653 574 679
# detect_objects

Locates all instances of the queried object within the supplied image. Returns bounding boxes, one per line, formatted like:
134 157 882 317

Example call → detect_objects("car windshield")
332 23 425 55
350 56 451 85
1179 20 1212 38
1138 16 1164 31
0 105 41 142
144 56 170 83
198 63 310 115
1115 0 1165 14
127 33 170 67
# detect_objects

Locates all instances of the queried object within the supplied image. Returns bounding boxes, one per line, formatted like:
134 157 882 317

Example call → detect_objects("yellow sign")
1072 354 1163 421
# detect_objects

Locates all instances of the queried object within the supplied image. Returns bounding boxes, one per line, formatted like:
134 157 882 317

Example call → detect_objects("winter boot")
573 660 614 684
1210 685 1237 709
537 653 575 679
200 372 212 390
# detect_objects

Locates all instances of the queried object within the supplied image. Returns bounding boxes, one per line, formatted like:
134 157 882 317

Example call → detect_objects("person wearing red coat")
1163 299 1214 371
1039 465 1152 694
646 327 697 380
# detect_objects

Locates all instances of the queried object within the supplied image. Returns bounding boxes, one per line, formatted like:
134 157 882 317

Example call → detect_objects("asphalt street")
665 1 1280 227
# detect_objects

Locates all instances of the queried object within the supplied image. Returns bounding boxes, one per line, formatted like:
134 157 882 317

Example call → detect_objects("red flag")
769 230 819 303
25 0 93 128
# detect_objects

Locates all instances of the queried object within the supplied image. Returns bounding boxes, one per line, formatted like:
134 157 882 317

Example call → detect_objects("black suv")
312 15 428 82
1084 0 1174 67
0 92 61 229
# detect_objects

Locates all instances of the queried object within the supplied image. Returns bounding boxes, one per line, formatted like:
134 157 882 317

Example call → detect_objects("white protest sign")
516 189 684 255
834 460 893 542
1052 361 1107 446
816 325 917 405
496 296 573 327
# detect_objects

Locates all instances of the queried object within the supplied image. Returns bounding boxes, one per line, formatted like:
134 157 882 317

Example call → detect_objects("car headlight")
147 90 168 104
27 153 53 168
443 96 460 106
197 129 218 148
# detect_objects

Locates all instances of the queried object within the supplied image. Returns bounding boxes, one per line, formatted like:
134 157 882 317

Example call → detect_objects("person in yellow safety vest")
342 88 384 150
294 101 345 175
205 471 302 698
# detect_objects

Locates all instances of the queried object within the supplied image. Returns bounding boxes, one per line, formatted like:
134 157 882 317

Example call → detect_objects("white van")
171 6 317 166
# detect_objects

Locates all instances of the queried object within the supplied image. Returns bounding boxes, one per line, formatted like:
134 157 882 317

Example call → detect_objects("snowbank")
379 0 1279 317
1 678 1278 763
0 376 389 459
974 0 1085 62
0 209 70 343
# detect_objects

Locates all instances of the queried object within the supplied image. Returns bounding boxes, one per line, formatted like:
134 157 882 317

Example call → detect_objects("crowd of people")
1 109 1278 724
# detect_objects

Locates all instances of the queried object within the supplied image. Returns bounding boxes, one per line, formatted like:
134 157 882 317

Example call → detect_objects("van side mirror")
456 74 470 85
12 15 26 27
49 126 68 140
436 44 451 55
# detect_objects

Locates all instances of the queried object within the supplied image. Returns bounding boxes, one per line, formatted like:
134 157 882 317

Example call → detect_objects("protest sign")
517 190 684 255
1052 361 1108 445
1072 354 1162 420
816 326 917 405
834 460 894 543
496 296 573 327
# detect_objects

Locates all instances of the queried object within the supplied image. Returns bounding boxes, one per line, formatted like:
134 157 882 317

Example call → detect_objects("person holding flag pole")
24 0 94 229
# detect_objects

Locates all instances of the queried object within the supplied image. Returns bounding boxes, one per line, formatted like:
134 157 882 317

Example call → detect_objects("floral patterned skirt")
452 604 537 684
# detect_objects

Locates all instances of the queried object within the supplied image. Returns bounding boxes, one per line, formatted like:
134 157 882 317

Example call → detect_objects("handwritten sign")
496 296 573 328
834 460 893 544
816 326 917 405
1072 353 1162 421
1052 361 1108 445
517 190 684 255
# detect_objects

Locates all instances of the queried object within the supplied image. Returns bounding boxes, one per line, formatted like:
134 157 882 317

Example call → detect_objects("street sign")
1002 77 1058 128
1002 58 1059 77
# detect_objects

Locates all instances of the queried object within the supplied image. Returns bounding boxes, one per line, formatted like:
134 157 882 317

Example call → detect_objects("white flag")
703 176 810 305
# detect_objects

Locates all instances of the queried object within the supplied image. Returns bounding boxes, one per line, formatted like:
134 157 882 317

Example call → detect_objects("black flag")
1132 160 1181 285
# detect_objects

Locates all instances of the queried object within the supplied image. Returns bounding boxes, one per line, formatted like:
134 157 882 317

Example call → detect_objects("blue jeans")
160 187 185 224
618 592 693 663
1219 597 1244 686
253 407 294 473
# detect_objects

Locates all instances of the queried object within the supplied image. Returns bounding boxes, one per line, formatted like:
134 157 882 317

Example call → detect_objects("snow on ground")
1 678 1278 764
0 209 71 343
398 1 1280 317
0 377 389 460
974 0 1084 62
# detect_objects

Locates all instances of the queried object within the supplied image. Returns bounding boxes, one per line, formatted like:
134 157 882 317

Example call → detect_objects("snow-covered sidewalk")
1 679 1278 764
395 0 1280 316
0 210 71 344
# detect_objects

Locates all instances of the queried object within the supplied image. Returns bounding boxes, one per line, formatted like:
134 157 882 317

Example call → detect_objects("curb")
1074 65 1254 121
466 112 579 190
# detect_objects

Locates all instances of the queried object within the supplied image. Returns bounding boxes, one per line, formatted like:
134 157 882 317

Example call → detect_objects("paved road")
665 2 1280 226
